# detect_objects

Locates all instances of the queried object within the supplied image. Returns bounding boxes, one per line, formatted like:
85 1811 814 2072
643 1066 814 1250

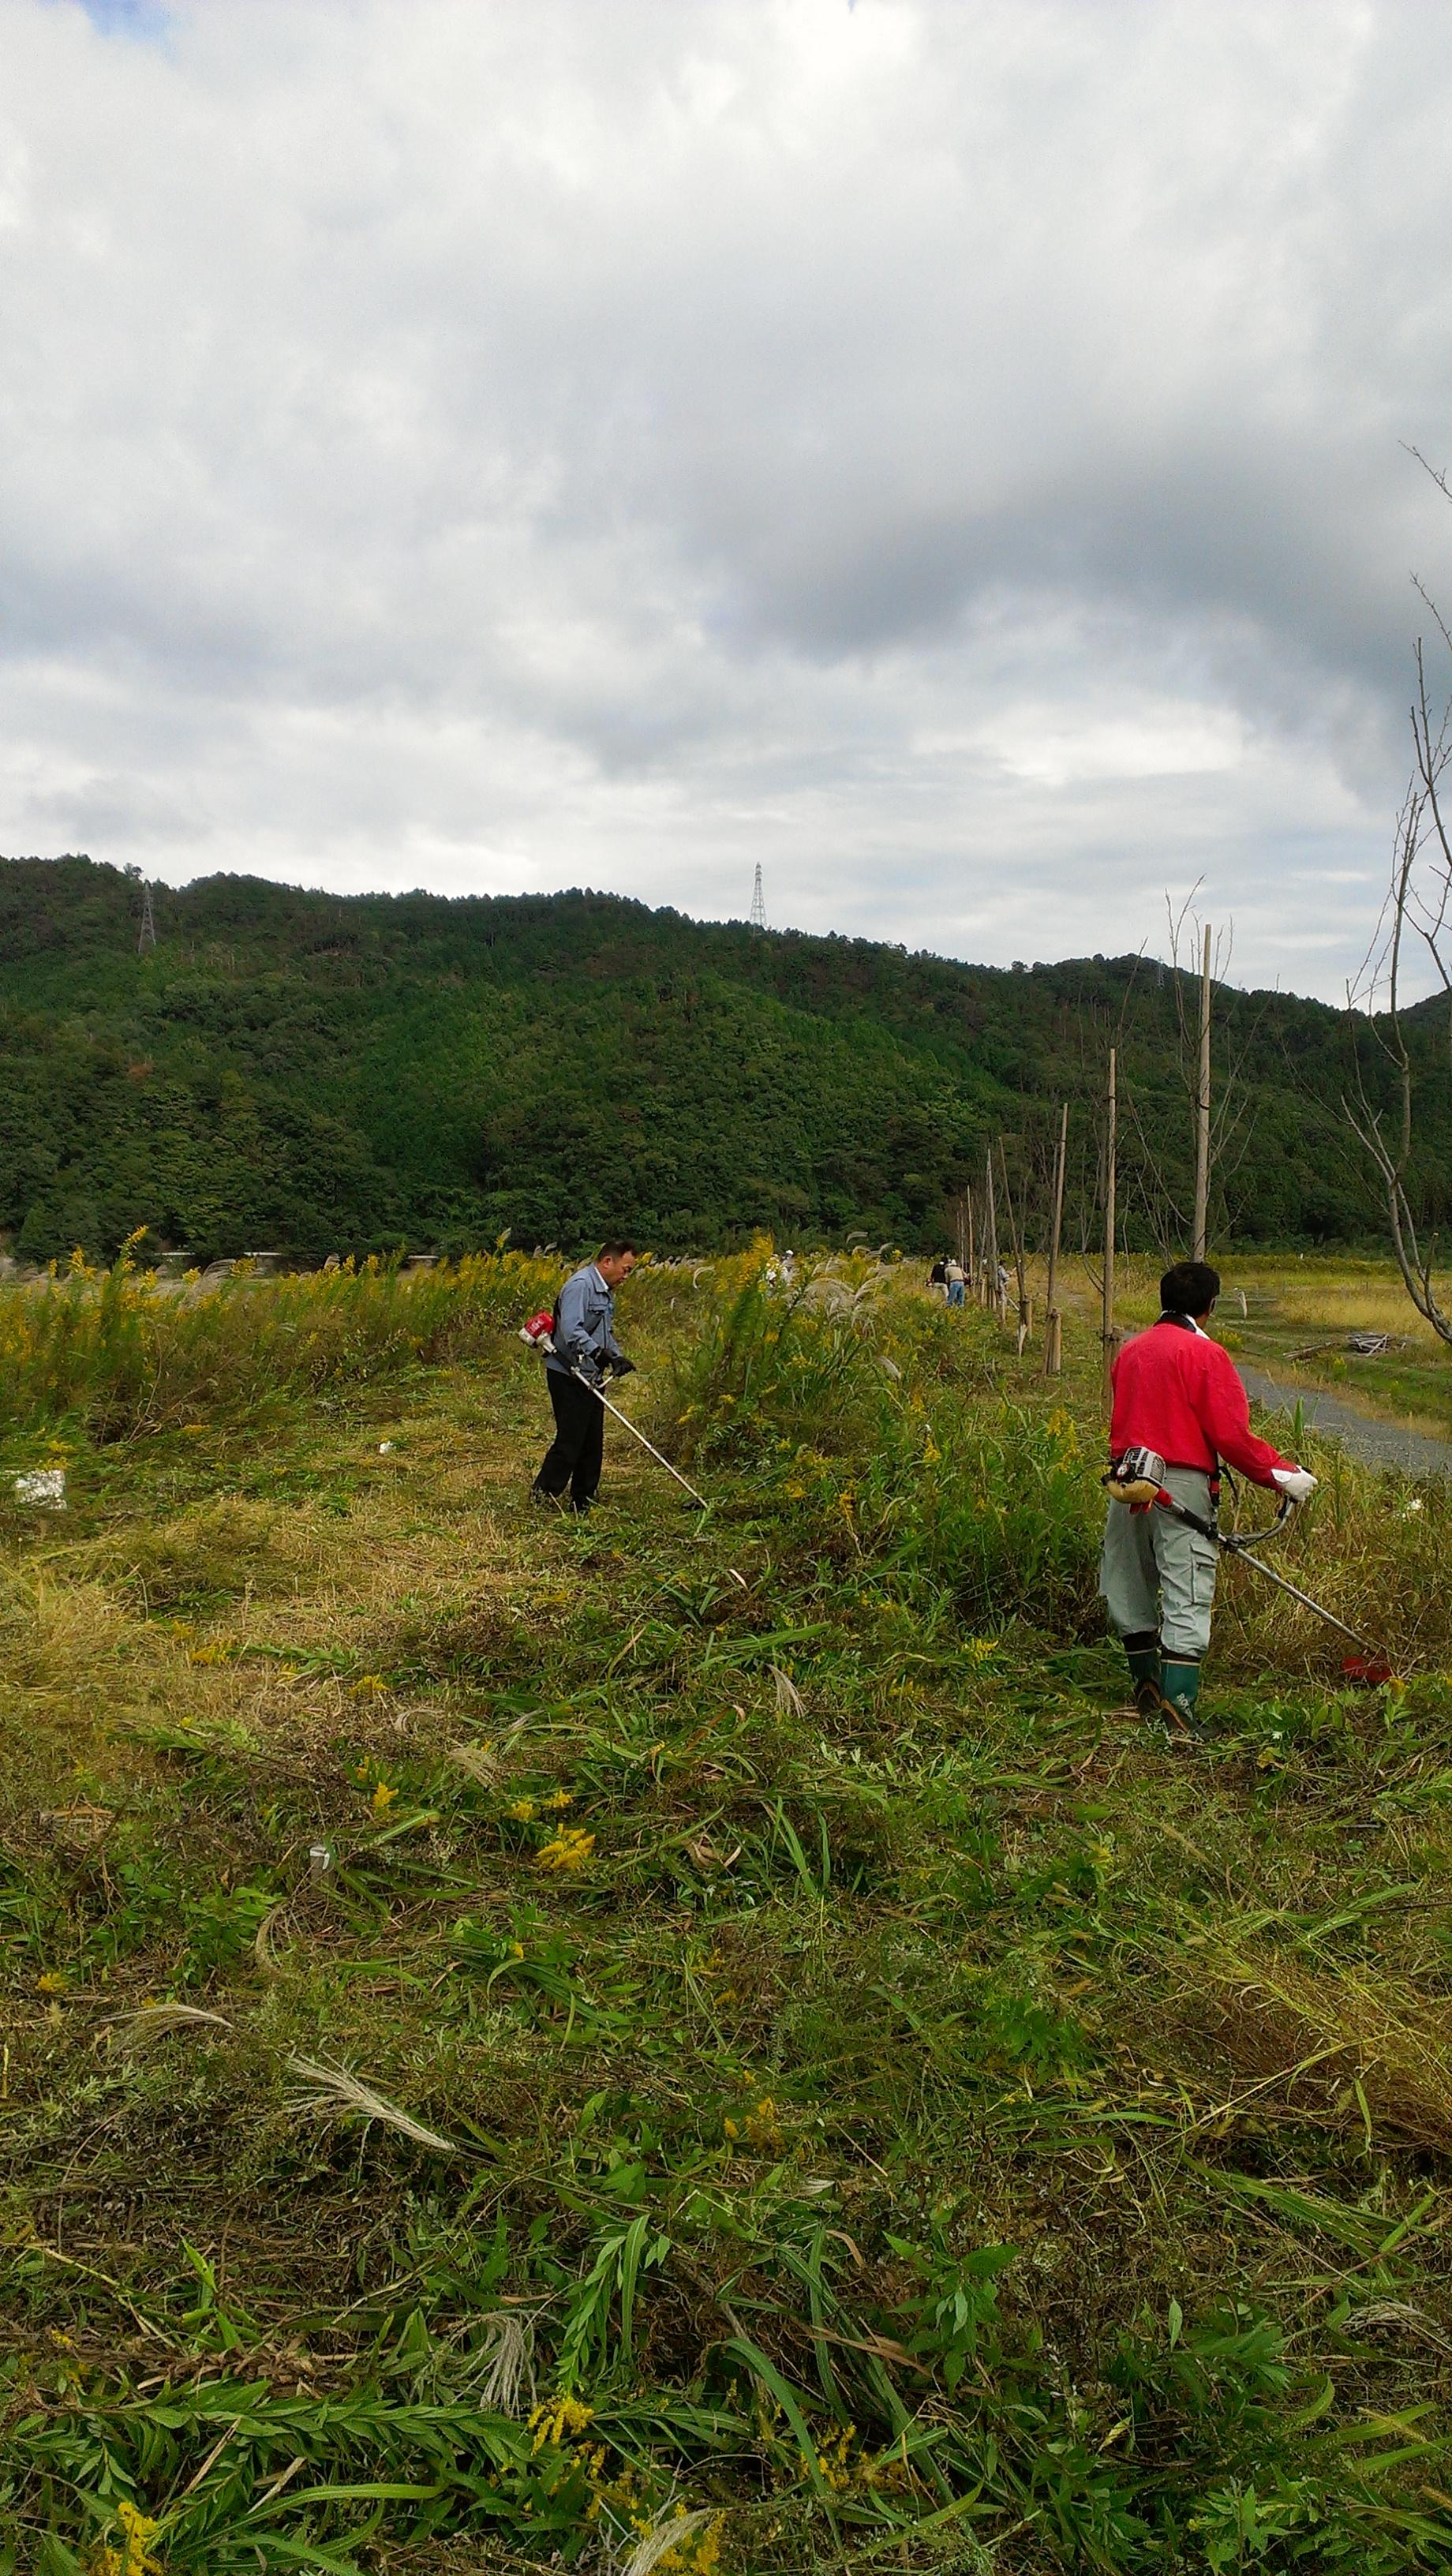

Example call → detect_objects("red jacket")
1110 1318 1293 1485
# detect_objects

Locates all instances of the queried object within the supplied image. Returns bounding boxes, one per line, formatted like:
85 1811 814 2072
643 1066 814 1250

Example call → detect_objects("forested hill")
0 855 1446 1264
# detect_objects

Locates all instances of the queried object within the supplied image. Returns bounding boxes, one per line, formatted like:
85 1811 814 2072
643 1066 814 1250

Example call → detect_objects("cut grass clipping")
2 1243 1451 2571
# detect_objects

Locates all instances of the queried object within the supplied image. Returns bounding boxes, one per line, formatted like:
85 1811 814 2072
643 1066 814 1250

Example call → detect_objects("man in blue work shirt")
531 1241 638 1513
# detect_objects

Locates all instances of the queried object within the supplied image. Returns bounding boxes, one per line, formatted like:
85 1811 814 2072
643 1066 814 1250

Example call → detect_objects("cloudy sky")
3 0 1451 996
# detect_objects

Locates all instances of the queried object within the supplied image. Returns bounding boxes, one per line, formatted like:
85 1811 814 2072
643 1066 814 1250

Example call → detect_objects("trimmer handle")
1222 1490 1297 1556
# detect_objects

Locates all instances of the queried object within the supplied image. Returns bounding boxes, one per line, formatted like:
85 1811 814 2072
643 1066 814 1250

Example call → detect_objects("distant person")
1101 1260 1316 1730
945 1256 965 1308
532 1241 638 1514
929 1256 949 1297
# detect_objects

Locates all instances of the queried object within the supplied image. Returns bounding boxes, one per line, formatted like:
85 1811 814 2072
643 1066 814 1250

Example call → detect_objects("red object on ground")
1342 1654 1394 1685
1110 1323 1296 1485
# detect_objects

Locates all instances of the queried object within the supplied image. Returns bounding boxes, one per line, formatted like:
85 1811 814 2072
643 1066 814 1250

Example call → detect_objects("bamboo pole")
1192 921 1211 1260
1102 1048 1117 1411
1042 1099 1068 1379
984 1148 1000 1314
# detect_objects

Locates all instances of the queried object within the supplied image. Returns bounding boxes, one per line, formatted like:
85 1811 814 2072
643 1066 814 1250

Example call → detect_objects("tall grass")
0 1246 562 1443
662 1254 1121 1631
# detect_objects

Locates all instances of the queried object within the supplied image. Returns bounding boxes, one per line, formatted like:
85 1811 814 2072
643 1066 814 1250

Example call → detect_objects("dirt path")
1241 1362 1452 1480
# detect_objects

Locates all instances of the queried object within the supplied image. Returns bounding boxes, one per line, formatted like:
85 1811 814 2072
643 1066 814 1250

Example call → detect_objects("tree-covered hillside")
0 855 1445 1262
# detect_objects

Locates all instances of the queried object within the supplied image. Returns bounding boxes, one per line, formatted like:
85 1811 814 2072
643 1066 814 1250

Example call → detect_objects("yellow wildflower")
507 1798 537 1823
36 1971 67 1996
813 2424 861 2492
658 2510 727 2572
743 2095 784 2148
92 2498 164 2576
537 1828 595 1871
530 2393 595 2451
541 1788 574 1812
370 1781 398 1814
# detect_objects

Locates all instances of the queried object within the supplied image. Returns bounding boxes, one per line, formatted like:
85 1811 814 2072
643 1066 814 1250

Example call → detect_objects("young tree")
1345 456 1452 1343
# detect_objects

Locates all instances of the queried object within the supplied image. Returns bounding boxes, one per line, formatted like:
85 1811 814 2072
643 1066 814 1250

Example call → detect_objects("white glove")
1271 1465 1317 1503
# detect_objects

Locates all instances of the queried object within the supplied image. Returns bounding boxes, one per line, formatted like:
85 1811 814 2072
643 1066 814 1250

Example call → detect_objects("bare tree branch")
1343 466 1452 1342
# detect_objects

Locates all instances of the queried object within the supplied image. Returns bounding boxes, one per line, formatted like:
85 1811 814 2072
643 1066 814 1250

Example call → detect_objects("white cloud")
2 0 1451 994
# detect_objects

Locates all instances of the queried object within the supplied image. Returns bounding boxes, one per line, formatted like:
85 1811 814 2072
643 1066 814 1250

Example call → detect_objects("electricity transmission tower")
137 882 156 953
748 863 765 930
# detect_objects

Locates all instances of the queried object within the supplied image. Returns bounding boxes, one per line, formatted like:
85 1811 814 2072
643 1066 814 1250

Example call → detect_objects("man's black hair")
1160 1259 1220 1316
597 1238 638 1260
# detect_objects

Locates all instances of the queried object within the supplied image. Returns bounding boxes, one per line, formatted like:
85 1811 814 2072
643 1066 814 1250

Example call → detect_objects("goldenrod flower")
537 1827 595 1871
529 2394 595 2450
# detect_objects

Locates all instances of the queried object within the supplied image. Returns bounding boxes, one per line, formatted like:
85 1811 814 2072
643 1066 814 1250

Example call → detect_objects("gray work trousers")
1098 1466 1218 1661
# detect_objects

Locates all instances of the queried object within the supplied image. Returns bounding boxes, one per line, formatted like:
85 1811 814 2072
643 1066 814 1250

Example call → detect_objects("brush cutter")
1104 1447 1384 1664
518 1313 709 1511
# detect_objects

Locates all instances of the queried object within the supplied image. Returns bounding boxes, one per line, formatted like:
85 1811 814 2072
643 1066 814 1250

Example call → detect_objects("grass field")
2 1248 1452 2573
1061 1255 1452 1440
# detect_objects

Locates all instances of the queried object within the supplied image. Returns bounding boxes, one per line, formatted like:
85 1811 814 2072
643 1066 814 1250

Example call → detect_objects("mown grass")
2 1249 1451 2574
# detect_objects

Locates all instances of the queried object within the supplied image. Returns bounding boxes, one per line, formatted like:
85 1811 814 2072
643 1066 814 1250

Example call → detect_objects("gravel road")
1240 1364 1452 1481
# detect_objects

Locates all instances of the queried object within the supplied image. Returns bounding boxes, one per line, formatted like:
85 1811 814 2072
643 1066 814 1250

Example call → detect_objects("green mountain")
0 853 1445 1264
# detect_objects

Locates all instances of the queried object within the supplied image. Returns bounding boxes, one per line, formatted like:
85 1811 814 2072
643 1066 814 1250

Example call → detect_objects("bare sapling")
1102 1046 1118 1411
1144 896 1262 1263
1193 921 1212 1260
996 1136 1031 1351
1042 1100 1068 1377
1345 472 1452 1345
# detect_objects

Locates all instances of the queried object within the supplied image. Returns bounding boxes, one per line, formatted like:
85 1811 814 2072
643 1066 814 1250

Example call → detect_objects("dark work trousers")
533 1369 605 1510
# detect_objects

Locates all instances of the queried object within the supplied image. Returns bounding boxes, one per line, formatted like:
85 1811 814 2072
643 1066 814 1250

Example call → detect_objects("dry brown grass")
1162 1939 1452 2155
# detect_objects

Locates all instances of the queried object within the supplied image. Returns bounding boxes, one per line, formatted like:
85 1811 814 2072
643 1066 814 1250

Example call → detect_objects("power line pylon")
748 863 765 931
137 882 156 954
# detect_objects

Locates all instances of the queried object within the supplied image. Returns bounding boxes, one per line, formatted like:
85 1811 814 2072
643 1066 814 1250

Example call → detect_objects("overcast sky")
3 0 1451 996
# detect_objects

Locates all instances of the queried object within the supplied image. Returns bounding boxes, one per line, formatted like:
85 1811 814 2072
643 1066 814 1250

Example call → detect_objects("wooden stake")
1042 1099 1068 1378
1102 1047 1117 1411
1192 921 1211 1260
984 1148 1000 1315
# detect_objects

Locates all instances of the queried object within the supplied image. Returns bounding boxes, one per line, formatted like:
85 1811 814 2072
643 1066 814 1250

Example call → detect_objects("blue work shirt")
547 1264 624 1382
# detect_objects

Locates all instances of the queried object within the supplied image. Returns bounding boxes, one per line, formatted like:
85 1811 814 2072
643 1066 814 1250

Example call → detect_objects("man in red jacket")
1101 1260 1316 1728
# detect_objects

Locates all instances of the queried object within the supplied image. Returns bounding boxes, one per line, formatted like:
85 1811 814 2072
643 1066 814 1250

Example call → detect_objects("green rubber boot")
1159 1660 1202 1732
1122 1632 1162 1718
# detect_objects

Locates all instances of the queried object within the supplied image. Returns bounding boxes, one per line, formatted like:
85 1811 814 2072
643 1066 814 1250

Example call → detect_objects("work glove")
607 1355 636 1378
1271 1464 1318 1503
